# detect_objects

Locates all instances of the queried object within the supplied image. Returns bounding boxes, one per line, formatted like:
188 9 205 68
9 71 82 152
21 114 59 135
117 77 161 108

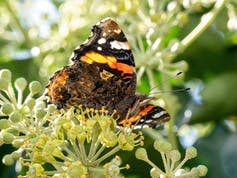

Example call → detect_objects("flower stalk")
136 140 208 178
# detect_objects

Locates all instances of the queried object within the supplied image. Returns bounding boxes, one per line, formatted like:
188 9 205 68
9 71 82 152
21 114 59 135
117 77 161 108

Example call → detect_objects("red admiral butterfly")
46 17 170 128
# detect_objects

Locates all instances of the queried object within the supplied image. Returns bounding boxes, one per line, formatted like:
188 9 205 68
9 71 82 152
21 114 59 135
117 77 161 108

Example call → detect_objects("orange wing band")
81 52 135 75
119 105 154 126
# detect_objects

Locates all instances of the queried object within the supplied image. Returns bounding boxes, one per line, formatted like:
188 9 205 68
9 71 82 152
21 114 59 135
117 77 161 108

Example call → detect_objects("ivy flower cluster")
135 139 207 178
0 69 208 177
0 69 142 177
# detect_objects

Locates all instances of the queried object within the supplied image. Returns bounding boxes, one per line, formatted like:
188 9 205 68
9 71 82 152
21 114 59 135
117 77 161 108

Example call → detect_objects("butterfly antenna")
149 71 184 92
149 87 190 96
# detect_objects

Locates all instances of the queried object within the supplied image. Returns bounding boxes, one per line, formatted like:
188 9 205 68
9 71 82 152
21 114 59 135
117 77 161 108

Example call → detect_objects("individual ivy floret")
135 139 208 178
104 156 130 178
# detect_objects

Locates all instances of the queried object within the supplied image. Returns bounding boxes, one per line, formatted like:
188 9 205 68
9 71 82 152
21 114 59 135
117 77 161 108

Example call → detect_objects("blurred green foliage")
0 0 237 177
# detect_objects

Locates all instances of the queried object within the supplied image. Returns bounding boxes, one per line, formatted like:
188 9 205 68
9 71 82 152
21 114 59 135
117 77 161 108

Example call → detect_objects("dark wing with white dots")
71 17 135 67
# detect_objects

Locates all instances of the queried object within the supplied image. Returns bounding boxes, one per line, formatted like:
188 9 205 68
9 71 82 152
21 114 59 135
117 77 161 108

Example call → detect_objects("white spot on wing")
98 38 106 44
152 111 167 119
82 38 89 45
75 45 81 50
97 46 102 51
133 125 149 129
69 52 75 59
140 119 145 122
144 119 153 123
110 40 130 50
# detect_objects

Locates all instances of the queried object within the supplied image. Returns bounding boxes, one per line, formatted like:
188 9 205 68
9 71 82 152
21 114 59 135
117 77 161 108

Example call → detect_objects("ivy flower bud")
2 154 14 166
185 146 197 160
6 128 19 135
0 78 9 91
25 98 36 110
100 116 115 129
12 139 24 148
9 111 22 123
86 119 97 130
67 161 88 177
111 156 122 166
197 165 208 176
150 168 161 178
0 69 11 81
153 140 163 151
47 104 57 114
11 150 22 160
35 109 46 119
100 129 117 147
177 12 189 26
191 167 199 177
169 150 181 162
29 81 42 95
0 119 10 129
14 77 27 92
1 103 13 115
68 125 84 142
105 164 120 177
154 140 172 153
135 148 148 161
1 131 15 144
34 101 46 110
89 122 101 141
167 1 179 12
104 156 124 178
118 132 135 151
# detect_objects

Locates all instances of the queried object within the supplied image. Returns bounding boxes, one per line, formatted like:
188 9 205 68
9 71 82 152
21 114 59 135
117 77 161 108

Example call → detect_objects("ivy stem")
136 66 145 85
90 145 106 162
93 145 120 166
146 68 157 90
88 131 100 160
161 152 168 173
0 93 10 103
144 156 165 175
180 0 227 52
160 72 178 149
174 157 188 173
17 90 23 106
4 0 31 47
